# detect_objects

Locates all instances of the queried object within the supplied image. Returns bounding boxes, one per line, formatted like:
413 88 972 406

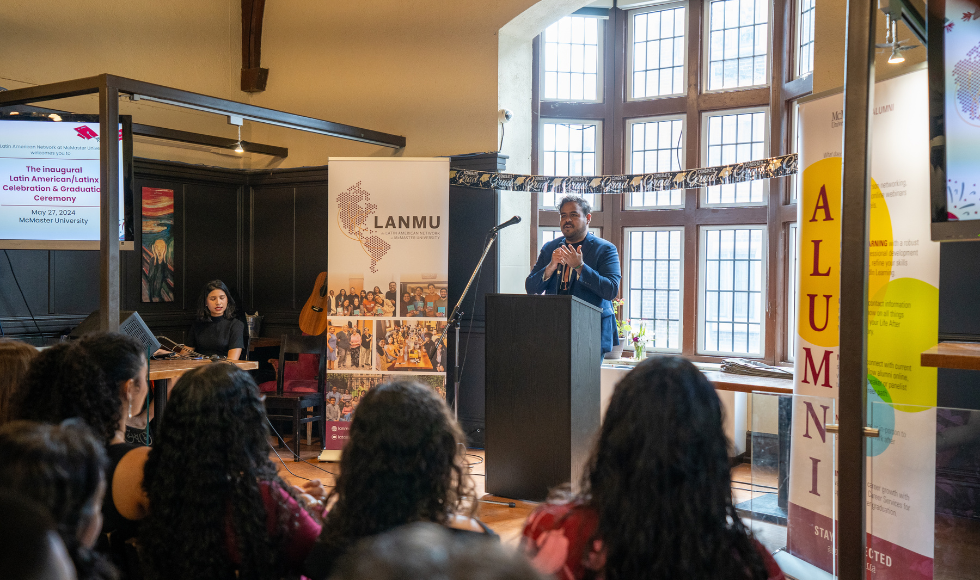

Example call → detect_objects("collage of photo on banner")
324 157 449 453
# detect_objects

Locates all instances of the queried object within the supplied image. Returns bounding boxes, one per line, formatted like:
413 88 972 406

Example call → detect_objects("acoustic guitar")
299 272 331 336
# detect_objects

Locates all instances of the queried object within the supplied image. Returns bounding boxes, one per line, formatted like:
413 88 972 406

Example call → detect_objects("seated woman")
0 420 116 580
350 296 362 317
140 363 325 580
14 333 151 558
185 280 245 360
521 356 785 580
0 338 37 426
304 379 494 580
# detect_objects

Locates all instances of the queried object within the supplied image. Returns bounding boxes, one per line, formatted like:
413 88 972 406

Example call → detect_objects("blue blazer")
525 233 622 353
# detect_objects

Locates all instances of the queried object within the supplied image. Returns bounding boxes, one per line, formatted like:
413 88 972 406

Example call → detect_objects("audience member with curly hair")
139 363 325 580
305 379 494 580
521 356 785 580
14 333 152 553
0 338 37 425
0 420 118 580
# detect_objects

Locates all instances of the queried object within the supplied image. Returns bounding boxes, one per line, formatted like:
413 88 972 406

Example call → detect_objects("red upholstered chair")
262 334 327 460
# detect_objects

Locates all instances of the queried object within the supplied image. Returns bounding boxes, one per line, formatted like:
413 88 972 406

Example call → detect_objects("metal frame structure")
839 0 877 577
0 73 406 332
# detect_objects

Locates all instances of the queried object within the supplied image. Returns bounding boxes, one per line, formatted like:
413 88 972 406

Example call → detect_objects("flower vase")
633 341 644 360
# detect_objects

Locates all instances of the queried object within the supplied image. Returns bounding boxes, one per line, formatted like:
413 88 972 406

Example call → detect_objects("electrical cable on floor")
3 250 43 337
731 480 777 490
266 418 337 478
268 442 312 482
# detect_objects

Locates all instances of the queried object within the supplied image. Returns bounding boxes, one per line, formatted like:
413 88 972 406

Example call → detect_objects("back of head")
0 491 77 580
141 363 286 580
321 380 472 550
582 355 767 580
0 338 38 425
15 332 144 445
0 420 111 580
329 522 543 580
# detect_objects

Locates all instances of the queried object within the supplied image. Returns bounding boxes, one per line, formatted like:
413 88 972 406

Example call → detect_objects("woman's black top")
101 442 140 541
303 521 498 580
186 316 245 357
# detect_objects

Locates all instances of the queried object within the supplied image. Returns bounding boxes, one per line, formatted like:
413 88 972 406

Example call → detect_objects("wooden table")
149 359 258 419
391 350 433 371
921 341 980 371
248 337 282 351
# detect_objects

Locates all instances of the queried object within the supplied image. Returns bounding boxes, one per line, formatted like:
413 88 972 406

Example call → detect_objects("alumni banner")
324 158 449 452
790 68 939 578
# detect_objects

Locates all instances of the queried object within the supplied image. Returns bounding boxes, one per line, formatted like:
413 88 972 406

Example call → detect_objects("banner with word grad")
323 158 449 455
789 68 939 577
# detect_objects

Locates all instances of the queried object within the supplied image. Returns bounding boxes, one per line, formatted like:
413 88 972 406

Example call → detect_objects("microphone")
489 215 521 233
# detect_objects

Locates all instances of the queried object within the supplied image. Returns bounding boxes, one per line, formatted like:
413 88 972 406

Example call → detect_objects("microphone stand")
439 229 499 420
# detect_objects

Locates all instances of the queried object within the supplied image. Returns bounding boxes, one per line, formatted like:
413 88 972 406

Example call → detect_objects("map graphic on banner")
325 158 449 452
791 69 939 577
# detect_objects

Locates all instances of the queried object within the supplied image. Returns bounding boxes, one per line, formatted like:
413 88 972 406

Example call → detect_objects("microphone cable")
265 417 337 478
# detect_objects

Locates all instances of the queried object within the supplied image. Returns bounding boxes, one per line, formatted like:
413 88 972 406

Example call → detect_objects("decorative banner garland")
449 152 798 194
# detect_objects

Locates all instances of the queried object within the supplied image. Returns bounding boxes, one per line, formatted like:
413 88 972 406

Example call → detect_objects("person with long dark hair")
14 333 152 556
0 420 117 580
0 338 37 425
140 363 324 580
186 279 245 360
0 491 77 580
521 356 784 580
304 379 494 580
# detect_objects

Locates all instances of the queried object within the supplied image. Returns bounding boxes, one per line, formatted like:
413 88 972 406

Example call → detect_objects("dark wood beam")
132 123 288 157
241 0 269 92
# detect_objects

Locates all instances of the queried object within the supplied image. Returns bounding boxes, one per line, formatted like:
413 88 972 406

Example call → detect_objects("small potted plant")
608 299 628 359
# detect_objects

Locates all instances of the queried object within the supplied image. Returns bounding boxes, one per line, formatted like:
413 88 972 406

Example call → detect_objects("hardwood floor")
270 441 777 548
271 439 980 579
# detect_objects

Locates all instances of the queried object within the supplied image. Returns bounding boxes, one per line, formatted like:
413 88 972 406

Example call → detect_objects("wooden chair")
263 334 327 461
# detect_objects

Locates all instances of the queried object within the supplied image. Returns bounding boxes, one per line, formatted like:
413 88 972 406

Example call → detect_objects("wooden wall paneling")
181 183 245 312
250 186 296 313
293 184 330 312
52 251 101 315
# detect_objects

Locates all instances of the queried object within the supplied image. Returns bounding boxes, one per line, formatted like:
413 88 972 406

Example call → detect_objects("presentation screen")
0 113 133 246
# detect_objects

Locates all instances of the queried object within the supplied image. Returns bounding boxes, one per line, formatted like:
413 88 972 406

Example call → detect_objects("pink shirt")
226 481 322 572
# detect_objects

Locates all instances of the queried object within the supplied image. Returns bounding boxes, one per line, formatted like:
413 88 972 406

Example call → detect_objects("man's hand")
543 245 565 280
562 243 585 270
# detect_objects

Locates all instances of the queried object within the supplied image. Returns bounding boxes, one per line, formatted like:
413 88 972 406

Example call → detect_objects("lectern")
485 294 602 501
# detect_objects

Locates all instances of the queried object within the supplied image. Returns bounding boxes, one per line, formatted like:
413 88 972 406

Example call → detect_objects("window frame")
625 113 688 209
626 1 690 102
537 226 603 250
697 224 768 357
786 222 799 361
624 226 686 353
531 1 805 365
795 0 815 79
700 105 770 207
537 117 604 210
701 0 773 94
540 14 607 104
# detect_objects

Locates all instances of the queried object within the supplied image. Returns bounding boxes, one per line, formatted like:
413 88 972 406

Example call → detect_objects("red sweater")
521 502 786 580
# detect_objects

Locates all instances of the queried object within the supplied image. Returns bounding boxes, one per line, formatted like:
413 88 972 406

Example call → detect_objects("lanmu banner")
790 69 939 578
324 158 450 451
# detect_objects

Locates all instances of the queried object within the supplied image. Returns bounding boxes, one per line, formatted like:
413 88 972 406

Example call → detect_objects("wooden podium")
485 294 602 501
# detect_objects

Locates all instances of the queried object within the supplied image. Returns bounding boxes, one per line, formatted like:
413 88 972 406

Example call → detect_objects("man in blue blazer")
526 194 622 357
